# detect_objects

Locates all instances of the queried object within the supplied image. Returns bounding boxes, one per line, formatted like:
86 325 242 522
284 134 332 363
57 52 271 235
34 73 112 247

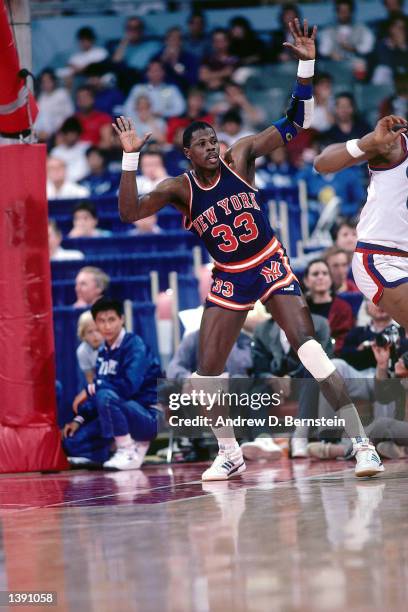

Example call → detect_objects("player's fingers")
112 123 121 136
311 25 318 40
282 42 297 52
287 20 298 41
294 17 303 37
303 18 308 37
117 116 126 131
142 132 152 146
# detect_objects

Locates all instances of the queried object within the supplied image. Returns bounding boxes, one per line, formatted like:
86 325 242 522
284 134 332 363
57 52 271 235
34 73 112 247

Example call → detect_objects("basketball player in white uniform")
314 115 408 328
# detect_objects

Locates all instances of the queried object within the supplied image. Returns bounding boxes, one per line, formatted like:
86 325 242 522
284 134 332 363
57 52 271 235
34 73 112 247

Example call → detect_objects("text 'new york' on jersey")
183 157 277 270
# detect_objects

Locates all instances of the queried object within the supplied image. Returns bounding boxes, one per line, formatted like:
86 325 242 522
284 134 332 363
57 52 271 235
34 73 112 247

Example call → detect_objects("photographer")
309 315 408 458
340 300 406 371
365 350 408 459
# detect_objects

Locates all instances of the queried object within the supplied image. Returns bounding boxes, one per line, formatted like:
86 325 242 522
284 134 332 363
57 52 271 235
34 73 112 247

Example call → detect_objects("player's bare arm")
314 115 408 175
113 116 189 222
226 18 317 184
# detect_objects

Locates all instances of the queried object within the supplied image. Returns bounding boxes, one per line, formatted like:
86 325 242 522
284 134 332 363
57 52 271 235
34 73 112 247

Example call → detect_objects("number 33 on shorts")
212 278 234 298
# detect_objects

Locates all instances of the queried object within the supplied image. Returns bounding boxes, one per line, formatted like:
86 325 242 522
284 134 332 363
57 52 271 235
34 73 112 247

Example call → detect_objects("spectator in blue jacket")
63 297 162 470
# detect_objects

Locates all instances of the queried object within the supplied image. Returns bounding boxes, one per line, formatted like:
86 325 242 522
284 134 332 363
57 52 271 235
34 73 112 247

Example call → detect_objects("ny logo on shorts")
260 261 283 283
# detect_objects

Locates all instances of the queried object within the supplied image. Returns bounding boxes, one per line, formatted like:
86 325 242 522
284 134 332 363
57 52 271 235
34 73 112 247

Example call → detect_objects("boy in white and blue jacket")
63 297 162 470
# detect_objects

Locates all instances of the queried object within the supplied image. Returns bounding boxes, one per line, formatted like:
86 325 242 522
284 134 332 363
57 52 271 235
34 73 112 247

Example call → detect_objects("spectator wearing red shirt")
303 259 354 354
75 86 112 148
167 87 213 144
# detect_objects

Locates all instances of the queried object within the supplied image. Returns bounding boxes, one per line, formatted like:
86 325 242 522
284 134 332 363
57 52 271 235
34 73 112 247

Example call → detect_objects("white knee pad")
297 339 336 380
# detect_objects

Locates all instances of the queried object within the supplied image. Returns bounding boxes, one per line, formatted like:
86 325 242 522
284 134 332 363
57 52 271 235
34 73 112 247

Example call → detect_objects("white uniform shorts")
353 242 408 305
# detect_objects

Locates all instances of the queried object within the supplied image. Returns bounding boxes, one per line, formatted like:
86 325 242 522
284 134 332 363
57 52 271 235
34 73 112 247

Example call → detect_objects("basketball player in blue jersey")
113 19 383 480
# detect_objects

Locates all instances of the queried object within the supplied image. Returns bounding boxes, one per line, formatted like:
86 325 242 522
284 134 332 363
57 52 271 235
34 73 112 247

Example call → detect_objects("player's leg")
194 305 248 480
378 284 408 329
263 293 384 477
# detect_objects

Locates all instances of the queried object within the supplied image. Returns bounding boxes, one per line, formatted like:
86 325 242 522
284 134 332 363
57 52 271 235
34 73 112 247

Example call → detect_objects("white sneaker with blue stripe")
353 438 384 477
202 447 246 481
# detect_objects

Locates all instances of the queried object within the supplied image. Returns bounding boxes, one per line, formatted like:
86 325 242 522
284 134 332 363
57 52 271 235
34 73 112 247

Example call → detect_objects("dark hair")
335 0 354 10
221 110 242 126
40 68 57 82
76 85 95 98
314 72 333 85
73 201 98 219
187 10 205 23
77 26 96 41
86 146 106 161
332 218 357 240
91 297 124 320
304 258 330 279
212 27 229 37
60 116 82 134
230 16 253 33
280 3 302 24
183 121 215 148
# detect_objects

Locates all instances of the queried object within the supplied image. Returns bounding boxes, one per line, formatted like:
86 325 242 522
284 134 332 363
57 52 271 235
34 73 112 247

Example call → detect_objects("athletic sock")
115 434 134 449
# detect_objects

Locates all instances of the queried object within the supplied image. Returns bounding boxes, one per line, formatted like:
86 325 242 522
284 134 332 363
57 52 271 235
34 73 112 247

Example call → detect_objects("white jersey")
357 134 408 252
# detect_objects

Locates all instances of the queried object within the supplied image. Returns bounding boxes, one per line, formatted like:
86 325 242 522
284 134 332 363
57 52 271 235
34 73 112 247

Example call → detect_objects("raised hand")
283 18 317 61
373 115 408 146
112 116 151 153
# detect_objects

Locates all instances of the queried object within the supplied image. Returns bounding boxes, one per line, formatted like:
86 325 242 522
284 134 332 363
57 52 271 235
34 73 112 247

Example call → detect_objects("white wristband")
122 151 140 171
346 139 365 158
297 59 315 78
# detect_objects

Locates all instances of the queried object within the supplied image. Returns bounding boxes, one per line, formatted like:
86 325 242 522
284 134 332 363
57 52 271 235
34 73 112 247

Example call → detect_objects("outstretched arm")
113 117 186 223
227 19 317 179
314 115 408 175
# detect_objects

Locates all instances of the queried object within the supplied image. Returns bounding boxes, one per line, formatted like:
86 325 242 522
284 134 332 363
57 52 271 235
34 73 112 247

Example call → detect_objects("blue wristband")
292 81 313 100
272 117 298 144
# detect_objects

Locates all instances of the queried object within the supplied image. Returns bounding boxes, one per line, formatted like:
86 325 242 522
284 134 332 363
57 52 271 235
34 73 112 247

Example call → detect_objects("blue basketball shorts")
206 241 301 311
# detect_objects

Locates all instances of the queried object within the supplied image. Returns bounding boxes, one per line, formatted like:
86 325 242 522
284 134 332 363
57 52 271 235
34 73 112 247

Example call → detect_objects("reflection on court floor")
1 459 407 611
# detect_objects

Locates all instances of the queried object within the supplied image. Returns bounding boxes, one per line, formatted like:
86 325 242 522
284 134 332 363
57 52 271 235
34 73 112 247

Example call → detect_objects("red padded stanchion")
0 144 68 472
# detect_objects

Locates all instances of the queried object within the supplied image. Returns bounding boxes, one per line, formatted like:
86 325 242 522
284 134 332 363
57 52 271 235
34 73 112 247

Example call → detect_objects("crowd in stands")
37 0 408 469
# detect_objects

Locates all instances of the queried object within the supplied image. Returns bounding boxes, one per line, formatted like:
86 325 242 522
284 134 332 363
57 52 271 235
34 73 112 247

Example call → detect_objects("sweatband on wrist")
73 415 85 425
273 117 298 144
293 82 313 100
346 139 365 158
122 151 140 171
297 59 315 78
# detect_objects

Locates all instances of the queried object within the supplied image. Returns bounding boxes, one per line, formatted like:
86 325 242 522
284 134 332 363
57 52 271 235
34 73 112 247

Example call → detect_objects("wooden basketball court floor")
1 458 408 612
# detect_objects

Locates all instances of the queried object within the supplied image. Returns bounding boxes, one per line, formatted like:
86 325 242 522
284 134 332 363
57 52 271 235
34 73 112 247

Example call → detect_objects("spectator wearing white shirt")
48 219 85 261
76 310 104 384
123 60 186 118
127 94 167 144
310 73 335 132
51 117 90 182
319 0 375 62
46 157 90 200
34 69 74 141
68 27 108 75
136 151 169 196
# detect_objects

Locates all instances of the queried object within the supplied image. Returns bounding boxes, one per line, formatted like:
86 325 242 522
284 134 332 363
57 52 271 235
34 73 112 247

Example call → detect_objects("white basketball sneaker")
291 437 309 458
353 438 384 477
103 443 143 471
241 437 283 461
202 446 246 481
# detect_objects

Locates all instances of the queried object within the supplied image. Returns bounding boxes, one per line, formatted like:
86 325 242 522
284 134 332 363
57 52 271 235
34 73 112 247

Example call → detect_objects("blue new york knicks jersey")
183 158 277 270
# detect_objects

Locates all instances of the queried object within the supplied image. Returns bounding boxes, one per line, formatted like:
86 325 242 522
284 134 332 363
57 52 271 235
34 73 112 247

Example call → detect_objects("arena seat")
51 251 194 285
53 302 159 417
62 230 202 255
